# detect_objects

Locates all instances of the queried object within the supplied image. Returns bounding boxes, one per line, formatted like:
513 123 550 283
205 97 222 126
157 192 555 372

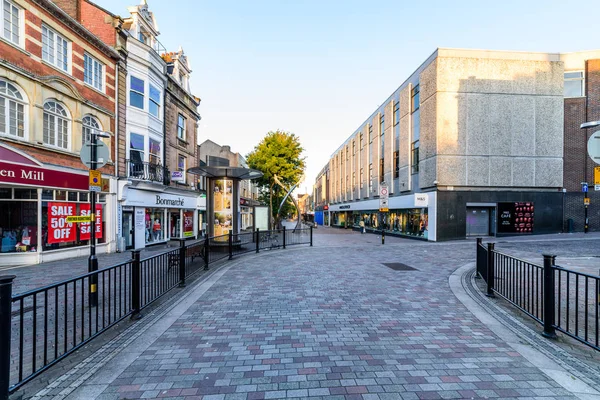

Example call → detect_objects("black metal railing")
126 159 169 184
1 228 313 396
476 240 599 352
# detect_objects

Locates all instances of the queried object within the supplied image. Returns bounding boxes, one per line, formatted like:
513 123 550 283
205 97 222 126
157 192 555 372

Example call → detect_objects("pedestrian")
359 219 365 234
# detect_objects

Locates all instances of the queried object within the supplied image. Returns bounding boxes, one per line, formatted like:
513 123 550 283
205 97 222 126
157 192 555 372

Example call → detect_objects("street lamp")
88 130 110 307
579 121 600 234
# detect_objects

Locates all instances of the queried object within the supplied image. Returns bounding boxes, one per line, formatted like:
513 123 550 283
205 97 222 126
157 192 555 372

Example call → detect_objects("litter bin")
567 218 574 233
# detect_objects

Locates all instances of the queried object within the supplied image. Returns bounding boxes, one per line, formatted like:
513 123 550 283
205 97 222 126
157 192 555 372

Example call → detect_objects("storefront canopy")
187 166 263 180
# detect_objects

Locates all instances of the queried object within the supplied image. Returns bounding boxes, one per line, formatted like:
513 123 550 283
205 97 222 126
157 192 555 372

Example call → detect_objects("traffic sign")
89 170 101 192
595 166 600 185
596 185 600 191
587 131 600 165
379 182 389 199
582 182 589 193
80 140 110 169
379 198 389 212
66 215 93 223
584 197 590 206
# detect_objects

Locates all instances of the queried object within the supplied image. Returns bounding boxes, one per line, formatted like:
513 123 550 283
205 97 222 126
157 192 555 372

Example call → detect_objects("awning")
187 165 263 180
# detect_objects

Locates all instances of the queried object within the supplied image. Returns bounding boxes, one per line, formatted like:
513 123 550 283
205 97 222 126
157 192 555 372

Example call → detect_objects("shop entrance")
122 211 134 250
466 207 491 237
169 210 181 238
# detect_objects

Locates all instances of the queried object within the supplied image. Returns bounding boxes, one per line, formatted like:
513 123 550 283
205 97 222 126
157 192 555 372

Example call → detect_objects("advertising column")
213 179 233 241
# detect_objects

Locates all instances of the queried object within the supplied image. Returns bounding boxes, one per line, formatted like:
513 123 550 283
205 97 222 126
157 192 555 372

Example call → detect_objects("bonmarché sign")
156 195 185 206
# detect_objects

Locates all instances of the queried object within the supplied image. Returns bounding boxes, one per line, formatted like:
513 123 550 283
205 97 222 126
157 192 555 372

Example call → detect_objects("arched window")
43 100 70 150
0 80 26 139
82 115 101 144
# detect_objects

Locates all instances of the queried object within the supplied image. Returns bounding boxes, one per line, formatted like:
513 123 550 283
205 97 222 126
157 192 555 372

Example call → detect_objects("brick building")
0 0 121 265
563 51 600 232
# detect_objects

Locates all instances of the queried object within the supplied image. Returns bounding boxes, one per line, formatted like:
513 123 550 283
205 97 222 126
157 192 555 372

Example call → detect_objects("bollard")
256 228 260 253
486 243 495 297
0 275 15 400
228 232 233 260
179 239 186 287
130 251 142 320
541 254 557 339
204 239 209 271
310 226 313 247
381 229 385 245
283 226 286 249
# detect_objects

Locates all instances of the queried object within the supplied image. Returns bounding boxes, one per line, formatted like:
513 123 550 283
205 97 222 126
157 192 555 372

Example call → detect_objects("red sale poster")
47 202 76 244
183 211 194 237
79 204 103 240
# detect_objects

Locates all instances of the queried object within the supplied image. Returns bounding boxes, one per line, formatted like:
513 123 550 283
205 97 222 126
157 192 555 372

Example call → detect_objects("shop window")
145 208 164 244
79 192 88 202
14 189 36 199
82 115 101 144
67 192 77 201
0 188 11 199
42 200 106 251
55 190 67 201
43 101 70 150
42 190 53 200
0 79 26 139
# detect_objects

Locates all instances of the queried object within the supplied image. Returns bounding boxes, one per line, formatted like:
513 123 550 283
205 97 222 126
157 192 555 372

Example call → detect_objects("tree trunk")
269 181 274 230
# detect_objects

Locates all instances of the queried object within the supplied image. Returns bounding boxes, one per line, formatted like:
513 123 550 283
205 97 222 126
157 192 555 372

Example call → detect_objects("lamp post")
580 121 600 234
88 130 110 307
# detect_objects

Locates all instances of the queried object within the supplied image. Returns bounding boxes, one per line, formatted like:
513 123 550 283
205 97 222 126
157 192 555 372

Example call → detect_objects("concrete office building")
322 48 592 241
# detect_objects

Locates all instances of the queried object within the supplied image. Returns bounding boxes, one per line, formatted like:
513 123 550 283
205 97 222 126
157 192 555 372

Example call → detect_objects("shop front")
118 185 199 250
329 192 437 241
0 145 114 265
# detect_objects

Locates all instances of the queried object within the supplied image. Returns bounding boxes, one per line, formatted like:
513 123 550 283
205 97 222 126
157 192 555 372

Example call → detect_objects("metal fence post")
475 238 482 279
130 251 142 320
310 226 313 247
0 275 15 400
228 232 233 260
179 239 186 287
486 243 495 297
542 254 558 339
256 228 260 253
204 239 210 271
282 226 286 249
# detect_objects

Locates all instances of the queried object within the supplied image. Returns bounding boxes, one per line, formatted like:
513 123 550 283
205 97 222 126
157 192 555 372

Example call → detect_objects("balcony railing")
126 160 169 184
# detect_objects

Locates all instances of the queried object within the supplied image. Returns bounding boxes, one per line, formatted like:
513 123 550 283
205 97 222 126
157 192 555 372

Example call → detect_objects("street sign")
379 183 389 199
595 166 600 185
379 198 389 212
66 215 93 223
89 170 101 192
80 140 110 169
582 182 589 193
584 198 590 206
596 185 600 191
587 131 600 165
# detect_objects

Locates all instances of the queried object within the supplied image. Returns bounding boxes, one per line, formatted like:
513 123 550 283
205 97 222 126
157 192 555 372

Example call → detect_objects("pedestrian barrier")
475 239 599 352
0 227 313 398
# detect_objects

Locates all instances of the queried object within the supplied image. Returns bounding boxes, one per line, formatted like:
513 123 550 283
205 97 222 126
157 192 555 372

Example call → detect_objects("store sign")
183 211 194 237
498 202 534 234
339 205 351 209
0 161 88 190
79 204 103 240
124 189 197 209
47 202 77 244
171 171 184 182
155 195 185 206
415 193 429 207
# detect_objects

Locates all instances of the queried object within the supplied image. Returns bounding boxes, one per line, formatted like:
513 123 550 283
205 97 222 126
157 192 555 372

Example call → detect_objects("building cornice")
33 0 120 60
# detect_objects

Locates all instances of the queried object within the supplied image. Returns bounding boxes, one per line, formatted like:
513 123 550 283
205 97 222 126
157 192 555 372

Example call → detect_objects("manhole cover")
382 263 417 271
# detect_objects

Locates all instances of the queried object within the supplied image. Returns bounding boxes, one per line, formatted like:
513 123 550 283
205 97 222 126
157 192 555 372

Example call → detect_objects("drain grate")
382 262 417 271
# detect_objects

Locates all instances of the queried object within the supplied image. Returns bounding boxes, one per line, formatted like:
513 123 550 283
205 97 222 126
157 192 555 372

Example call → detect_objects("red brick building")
0 0 121 264
563 52 600 232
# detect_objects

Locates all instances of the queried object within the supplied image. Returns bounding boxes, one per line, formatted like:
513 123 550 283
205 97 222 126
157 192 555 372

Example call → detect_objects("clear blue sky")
97 0 599 192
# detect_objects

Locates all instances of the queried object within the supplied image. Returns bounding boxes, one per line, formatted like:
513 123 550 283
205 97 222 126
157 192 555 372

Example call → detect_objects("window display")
145 208 164 243
350 208 428 239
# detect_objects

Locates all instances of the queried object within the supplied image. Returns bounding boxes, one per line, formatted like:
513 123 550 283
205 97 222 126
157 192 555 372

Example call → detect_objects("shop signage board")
89 170 101 192
171 171 184 182
0 161 88 190
135 209 145 230
415 193 429 207
79 204 103 240
183 211 194 237
498 202 534 234
47 202 76 243
124 189 197 209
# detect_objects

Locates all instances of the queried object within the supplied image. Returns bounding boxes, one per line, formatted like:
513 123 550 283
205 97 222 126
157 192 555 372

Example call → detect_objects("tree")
246 130 306 228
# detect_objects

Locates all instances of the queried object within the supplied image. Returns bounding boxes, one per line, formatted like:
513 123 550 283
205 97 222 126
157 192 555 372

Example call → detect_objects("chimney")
52 0 80 21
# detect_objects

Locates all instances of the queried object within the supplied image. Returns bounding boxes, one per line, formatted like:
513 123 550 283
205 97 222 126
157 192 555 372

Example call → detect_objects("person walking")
359 219 365 234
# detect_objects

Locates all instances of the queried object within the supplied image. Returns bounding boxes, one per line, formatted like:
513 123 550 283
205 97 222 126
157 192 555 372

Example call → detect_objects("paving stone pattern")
93 235 575 399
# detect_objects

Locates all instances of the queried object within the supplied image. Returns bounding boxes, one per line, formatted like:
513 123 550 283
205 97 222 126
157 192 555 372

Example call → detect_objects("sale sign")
79 204 103 240
183 211 194 237
47 202 76 244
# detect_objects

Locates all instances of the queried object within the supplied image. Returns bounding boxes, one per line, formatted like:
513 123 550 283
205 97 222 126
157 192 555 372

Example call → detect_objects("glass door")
122 211 134 249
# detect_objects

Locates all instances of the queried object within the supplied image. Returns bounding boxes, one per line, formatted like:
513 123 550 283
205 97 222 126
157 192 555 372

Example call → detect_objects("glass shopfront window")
352 208 428 239
41 190 106 251
0 189 38 253
146 208 164 244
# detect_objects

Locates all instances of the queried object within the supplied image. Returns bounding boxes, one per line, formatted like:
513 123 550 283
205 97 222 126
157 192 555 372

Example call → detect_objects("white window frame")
178 155 187 184
43 100 71 151
84 53 104 92
129 75 145 110
82 115 101 144
564 71 585 98
177 113 186 140
149 84 160 118
42 24 70 73
2 0 22 47
0 79 27 140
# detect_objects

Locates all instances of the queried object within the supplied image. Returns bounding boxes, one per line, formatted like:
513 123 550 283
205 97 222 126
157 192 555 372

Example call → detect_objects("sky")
97 0 600 193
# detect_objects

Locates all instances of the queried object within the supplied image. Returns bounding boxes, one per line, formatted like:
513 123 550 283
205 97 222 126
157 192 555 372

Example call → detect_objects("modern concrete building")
323 48 582 241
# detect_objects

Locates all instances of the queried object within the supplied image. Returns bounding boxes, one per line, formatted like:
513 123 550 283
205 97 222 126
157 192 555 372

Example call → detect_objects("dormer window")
138 28 151 46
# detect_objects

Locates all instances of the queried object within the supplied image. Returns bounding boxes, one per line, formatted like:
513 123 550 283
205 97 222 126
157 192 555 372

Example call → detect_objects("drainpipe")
163 77 167 185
